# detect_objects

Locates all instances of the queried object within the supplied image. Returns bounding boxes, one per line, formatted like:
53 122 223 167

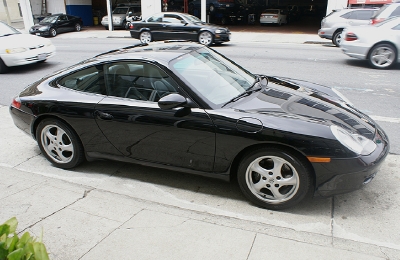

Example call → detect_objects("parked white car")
260 9 287 25
0 21 56 74
341 16 400 69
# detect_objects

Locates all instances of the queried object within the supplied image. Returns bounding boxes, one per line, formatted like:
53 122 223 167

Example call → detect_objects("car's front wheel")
368 43 397 69
139 31 152 44
237 148 312 210
36 119 84 169
198 31 213 46
0 58 8 74
49 28 57 37
332 29 343 47
75 23 81 31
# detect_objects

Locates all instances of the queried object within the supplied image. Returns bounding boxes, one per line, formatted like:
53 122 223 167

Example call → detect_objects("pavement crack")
330 196 335 246
378 247 390 259
12 154 43 169
246 233 257 260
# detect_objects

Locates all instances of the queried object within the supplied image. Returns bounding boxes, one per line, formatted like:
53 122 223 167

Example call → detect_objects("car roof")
93 42 204 65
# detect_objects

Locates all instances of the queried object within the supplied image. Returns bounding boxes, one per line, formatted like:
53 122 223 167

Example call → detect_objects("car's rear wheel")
37 119 84 169
139 31 152 44
0 58 8 74
198 31 213 46
237 148 312 210
49 28 57 37
368 43 397 69
209 4 215 12
75 23 81 31
332 29 342 47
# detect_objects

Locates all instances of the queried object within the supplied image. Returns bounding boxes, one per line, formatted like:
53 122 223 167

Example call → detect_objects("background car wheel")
332 29 343 47
139 31 152 44
198 31 213 46
104 26 109 30
237 148 312 210
0 58 8 74
209 4 215 12
50 28 57 37
368 43 397 69
36 119 84 169
75 23 81 31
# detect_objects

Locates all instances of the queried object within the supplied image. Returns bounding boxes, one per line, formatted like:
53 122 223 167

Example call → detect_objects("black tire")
104 26 109 30
368 43 397 69
75 23 81 31
36 119 84 169
0 58 8 74
237 148 312 210
332 29 343 47
139 31 152 44
209 4 215 12
49 28 57 37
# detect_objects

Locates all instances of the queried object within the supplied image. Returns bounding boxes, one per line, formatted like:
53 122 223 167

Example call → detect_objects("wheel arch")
229 143 316 187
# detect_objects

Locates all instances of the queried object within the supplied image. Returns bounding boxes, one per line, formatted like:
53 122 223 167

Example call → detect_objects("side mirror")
128 11 133 17
158 93 195 109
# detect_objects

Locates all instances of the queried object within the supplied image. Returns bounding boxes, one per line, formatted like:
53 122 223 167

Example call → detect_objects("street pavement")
1 28 400 260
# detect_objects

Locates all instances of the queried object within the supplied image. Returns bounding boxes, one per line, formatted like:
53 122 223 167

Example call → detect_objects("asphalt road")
1 38 399 154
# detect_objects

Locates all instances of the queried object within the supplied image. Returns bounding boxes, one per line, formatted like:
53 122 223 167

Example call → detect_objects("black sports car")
29 14 83 37
129 12 230 45
9 42 389 210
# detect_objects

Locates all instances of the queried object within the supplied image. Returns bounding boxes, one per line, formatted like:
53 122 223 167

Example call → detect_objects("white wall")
141 0 161 19
47 0 66 15
326 0 348 15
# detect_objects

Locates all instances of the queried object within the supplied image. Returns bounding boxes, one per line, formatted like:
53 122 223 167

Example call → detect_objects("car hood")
228 76 377 139
32 23 51 29
0 33 52 48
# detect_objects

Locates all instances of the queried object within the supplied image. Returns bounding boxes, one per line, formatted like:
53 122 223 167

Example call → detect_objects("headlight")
215 29 225 33
332 88 353 106
39 27 49 31
330 125 376 155
6 47 27 54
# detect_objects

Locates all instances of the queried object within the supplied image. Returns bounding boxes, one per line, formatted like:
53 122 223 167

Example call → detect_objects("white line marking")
370 115 400 124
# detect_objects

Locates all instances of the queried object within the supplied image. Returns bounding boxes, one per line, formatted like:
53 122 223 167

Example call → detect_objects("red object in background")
184 0 188 13
348 0 392 4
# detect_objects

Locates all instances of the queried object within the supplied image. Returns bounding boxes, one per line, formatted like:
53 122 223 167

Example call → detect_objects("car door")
56 15 71 33
144 13 170 41
162 14 196 41
94 61 216 172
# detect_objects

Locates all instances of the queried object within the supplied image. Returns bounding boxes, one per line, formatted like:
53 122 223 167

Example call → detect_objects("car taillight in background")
370 18 384 24
11 97 21 109
345 32 358 41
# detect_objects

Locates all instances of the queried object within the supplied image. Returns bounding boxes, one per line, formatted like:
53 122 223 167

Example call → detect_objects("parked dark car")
29 14 83 37
9 42 389 210
129 12 230 45
189 0 235 13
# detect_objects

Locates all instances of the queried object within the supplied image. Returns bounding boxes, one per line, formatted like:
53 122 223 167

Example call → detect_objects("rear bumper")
318 29 333 40
9 106 36 139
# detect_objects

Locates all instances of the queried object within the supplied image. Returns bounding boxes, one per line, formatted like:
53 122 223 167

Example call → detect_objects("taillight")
129 24 134 29
11 97 21 109
273 15 278 18
345 32 358 41
370 18 384 24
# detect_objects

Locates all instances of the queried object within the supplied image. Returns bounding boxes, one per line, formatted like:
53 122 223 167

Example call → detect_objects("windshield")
113 7 129 14
170 47 256 108
40 16 58 23
0 22 20 37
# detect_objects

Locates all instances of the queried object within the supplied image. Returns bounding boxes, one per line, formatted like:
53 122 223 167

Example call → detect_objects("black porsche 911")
129 12 230 45
29 14 83 37
9 42 389 210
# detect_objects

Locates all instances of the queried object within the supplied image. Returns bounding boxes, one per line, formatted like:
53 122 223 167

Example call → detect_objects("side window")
57 66 106 95
105 62 179 102
163 15 183 23
341 12 352 19
355 10 374 20
393 24 400 30
390 6 400 17
147 14 163 22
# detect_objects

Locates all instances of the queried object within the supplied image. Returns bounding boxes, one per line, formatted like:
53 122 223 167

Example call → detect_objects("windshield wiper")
221 76 266 108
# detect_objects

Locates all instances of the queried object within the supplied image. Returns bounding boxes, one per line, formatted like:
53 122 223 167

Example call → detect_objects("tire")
209 4 215 12
49 28 57 37
237 148 312 210
0 58 8 74
104 26 109 30
198 31 213 46
332 29 343 47
36 119 84 169
75 23 81 32
139 31 152 44
368 43 397 69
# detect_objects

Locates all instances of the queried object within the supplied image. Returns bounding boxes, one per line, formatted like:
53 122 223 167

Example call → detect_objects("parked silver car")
318 8 376 46
341 16 400 69
101 4 141 29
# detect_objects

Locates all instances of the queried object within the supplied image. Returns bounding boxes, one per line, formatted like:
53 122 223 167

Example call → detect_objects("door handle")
95 110 114 120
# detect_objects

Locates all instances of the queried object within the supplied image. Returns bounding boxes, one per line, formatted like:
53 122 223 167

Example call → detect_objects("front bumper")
313 128 389 197
1 45 56 67
214 32 230 43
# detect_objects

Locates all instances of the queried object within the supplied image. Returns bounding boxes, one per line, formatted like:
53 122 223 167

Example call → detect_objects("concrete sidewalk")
1 101 400 260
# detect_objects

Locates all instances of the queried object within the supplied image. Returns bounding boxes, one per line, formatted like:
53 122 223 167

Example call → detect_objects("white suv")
318 8 377 46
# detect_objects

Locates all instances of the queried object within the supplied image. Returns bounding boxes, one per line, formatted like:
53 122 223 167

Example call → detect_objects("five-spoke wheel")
37 119 84 169
75 23 81 32
140 31 152 44
237 148 311 210
198 31 213 46
368 43 397 69
332 30 343 47
50 28 57 37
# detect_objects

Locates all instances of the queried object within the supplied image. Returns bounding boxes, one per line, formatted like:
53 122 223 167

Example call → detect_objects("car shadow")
344 59 400 70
